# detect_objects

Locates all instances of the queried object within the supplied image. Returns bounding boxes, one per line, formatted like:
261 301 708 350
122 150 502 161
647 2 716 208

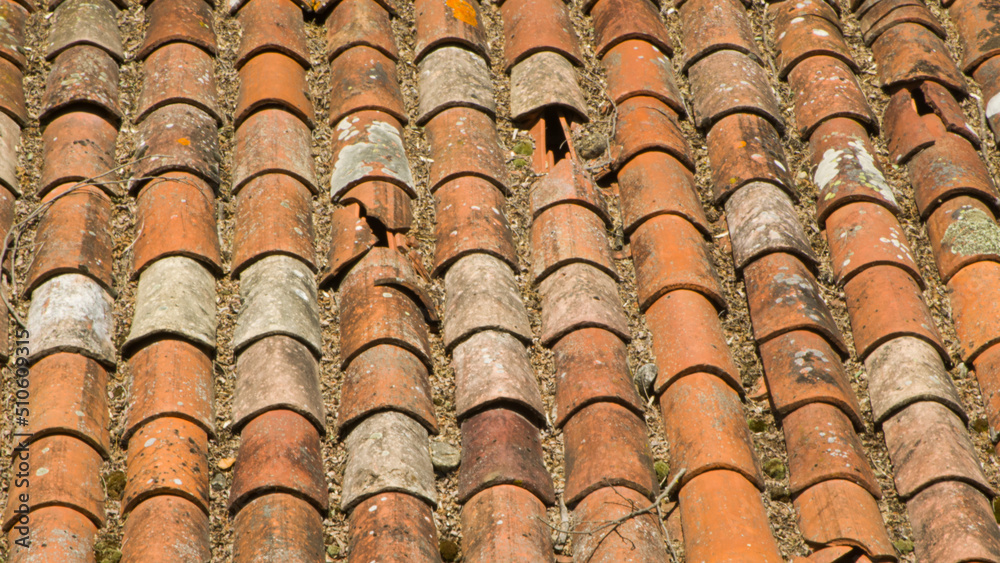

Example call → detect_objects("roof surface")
1 0 1000 561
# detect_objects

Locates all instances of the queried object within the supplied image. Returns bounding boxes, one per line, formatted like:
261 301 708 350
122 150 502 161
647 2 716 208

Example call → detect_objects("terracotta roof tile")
232 494 325 561
793 479 895 558
46 0 122 62
7 507 98 562
610 95 693 172
324 0 397 62
825 200 922 287
774 14 856 79
759 330 864 430
39 114 117 197
232 108 316 194
235 51 314 129
452 330 545 425
602 39 685 116
123 416 210 514
462 485 555 562
40 45 118 125
413 0 487 63
787 55 874 138
590 0 671 58
236 0 310 69
689 50 784 132
124 256 217 353
725 181 817 273
133 104 221 191
136 43 222 125
499 0 581 70
347 493 440 562
0 1 27 71
680 0 761 71
416 46 494 125
509 51 588 122
551 327 642 427
706 113 792 204
138 0 216 59
329 111 411 198
432 177 517 275
328 46 406 126
231 174 315 274
27 353 111 456
907 481 1000 562
870 22 967 93
646 289 742 395
230 409 327 513
26 273 116 367
424 107 507 194
121 496 211 562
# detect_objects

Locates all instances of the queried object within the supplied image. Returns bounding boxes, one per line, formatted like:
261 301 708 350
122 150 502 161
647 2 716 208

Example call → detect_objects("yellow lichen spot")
447 0 478 26
737 141 747 148
177 137 190 146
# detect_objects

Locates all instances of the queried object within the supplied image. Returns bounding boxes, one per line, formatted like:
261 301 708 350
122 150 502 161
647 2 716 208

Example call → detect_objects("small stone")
893 539 914 554
439 539 460 561
211 473 227 492
105 470 126 501
512 140 534 156
763 458 786 480
112 385 125 399
512 158 528 168
327 544 340 558
574 130 608 160
653 460 669 483
633 363 657 395
955 362 969 380
768 484 790 502
430 440 461 472
217 457 236 470
747 418 768 433
971 416 990 433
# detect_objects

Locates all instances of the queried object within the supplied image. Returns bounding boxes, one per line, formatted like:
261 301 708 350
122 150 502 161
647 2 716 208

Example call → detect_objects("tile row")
514 0 674 559
116 0 222 559
670 0 895 559
322 1 446 561
584 0 786 560
222 0 332 560
414 0 563 560
3 0 121 560
771 0 1000 560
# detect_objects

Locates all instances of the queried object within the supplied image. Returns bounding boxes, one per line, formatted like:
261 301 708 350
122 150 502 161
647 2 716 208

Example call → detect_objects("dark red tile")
459 407 555 505
907 132 999 219
230 410 327 513
40 46 118 126
551 327 642 427
861 0 944 47
0 1 26 71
